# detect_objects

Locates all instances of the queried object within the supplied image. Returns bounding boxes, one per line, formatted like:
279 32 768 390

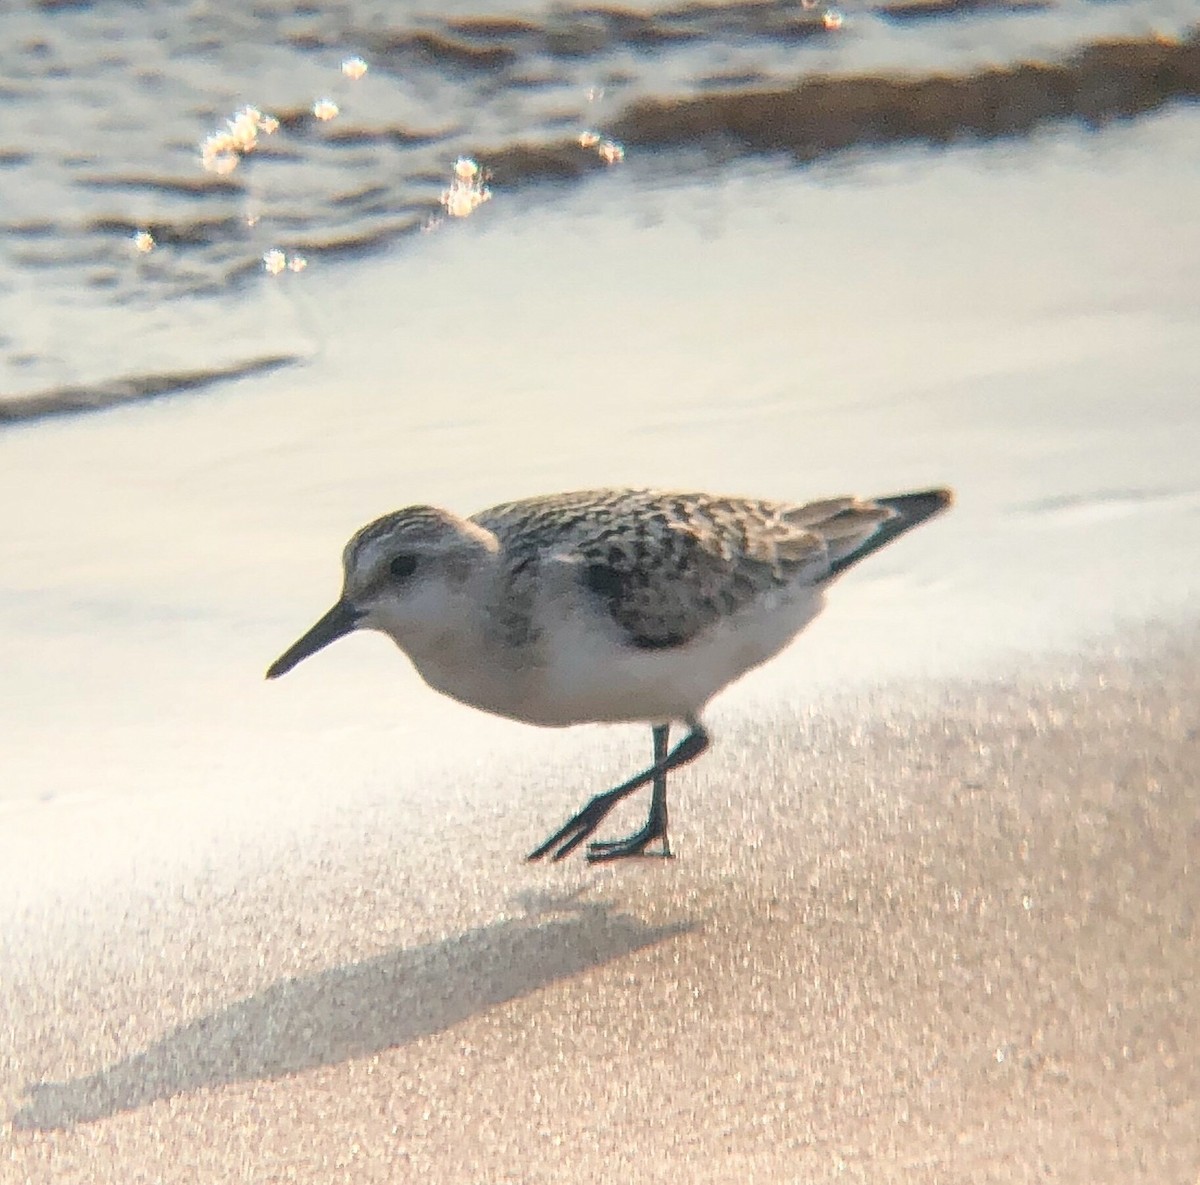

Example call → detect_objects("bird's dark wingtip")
878 486 955 522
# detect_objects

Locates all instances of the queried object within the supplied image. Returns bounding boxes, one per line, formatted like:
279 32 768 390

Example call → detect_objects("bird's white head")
266 506 499 679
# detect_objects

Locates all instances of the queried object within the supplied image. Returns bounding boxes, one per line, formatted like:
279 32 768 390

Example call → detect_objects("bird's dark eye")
388 553 418 581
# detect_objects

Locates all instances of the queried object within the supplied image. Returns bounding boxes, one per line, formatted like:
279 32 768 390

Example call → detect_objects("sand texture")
4 624 1196 1183
2 2 1199 1179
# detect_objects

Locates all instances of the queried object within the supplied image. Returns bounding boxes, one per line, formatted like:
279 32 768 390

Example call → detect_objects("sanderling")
267 486 953 862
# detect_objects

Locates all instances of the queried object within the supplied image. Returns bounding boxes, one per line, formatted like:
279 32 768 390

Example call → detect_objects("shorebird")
267 487 952 862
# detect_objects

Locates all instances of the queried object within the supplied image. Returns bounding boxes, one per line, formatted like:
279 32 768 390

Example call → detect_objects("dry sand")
4 622 1196 1183
2 93 1198 1185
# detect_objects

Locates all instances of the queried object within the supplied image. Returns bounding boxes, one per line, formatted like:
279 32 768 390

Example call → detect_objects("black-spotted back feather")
473 488 950 651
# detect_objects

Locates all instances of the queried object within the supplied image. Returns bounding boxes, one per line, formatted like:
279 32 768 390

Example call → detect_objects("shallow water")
1 0 1196 403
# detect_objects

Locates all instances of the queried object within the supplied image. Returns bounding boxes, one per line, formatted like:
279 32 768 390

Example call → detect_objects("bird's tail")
825 488 953 579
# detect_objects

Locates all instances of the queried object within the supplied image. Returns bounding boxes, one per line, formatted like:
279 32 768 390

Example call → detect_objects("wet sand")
2 71 1198 1184
4 624 1197 1182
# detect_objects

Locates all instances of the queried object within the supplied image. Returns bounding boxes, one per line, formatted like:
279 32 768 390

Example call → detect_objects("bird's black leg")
527 719 709 863
586 724 673 862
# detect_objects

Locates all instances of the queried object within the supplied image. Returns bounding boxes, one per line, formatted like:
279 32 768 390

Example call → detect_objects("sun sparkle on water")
261 249 308 275
177 55 494 276
200 105 279 175
441 158 491 219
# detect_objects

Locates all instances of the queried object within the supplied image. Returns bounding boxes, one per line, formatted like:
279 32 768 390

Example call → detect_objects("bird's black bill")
266 601 362 679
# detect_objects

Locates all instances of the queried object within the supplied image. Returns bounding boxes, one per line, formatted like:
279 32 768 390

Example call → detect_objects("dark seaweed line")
289 31 1200 251
609 32 1200 156
0 355 300 427
456 34 1200 191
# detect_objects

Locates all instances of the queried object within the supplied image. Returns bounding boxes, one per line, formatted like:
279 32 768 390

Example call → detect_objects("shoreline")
6 621 1197 1180
1 31 1196 425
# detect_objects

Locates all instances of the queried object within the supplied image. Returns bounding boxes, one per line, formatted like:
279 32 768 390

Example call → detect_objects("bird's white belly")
519 588 826 727
401 586 825 728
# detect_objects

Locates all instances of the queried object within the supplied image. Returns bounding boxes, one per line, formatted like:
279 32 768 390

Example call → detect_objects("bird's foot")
586 825 672 864
527 788 626 862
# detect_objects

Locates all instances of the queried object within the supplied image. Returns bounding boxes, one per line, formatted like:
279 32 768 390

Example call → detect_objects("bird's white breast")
503 584 826 727
386 548 827 729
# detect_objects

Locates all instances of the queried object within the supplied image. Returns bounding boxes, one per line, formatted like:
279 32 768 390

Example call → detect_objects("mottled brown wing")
473 488 904 651
564 495 830 650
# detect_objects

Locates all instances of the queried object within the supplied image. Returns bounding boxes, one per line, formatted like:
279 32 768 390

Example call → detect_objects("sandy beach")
2 2 1199 1177
3 118 1199 1175
4 623 1197 1181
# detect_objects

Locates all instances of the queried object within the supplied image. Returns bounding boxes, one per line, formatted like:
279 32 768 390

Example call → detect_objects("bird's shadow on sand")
13 892 692 1130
